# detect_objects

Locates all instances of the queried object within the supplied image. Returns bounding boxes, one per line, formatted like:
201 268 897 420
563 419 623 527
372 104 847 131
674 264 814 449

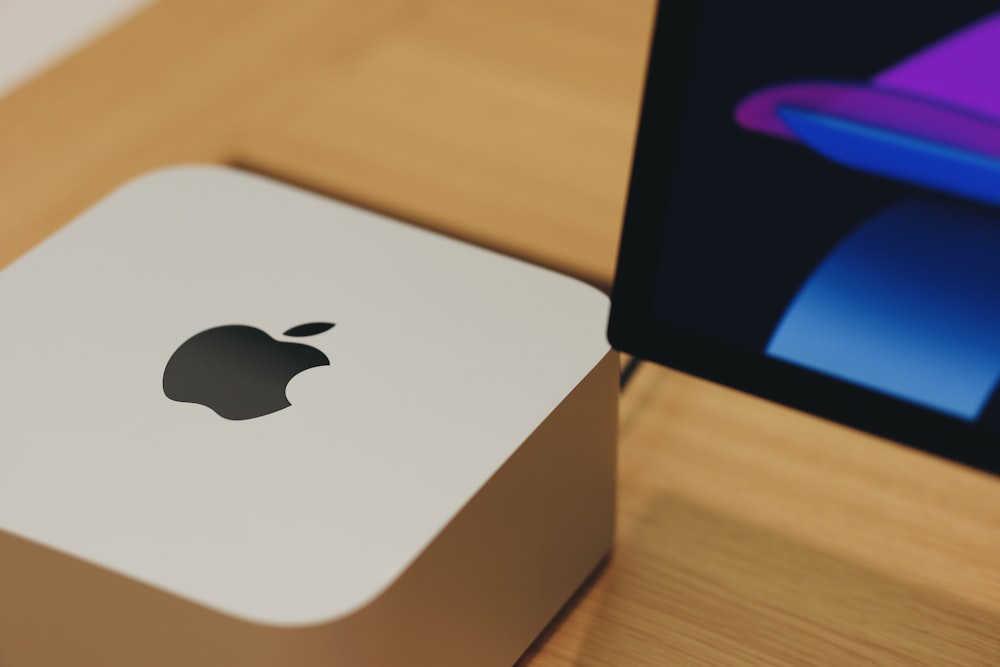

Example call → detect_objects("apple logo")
162 322 335 420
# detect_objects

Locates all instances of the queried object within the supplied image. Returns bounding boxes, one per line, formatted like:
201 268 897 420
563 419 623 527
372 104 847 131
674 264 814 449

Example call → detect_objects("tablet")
609 1 1000 474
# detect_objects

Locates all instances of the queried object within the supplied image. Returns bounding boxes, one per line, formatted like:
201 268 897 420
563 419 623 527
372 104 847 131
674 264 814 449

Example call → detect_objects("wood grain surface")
520 365 1000 666
1 1 998 665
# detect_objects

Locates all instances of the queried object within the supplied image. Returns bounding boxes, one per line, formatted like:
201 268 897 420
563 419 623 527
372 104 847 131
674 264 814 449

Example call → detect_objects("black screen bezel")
607 0 1000 475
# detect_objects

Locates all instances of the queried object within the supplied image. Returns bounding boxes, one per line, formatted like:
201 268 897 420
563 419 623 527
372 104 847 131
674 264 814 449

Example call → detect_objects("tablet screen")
610 2 1000 472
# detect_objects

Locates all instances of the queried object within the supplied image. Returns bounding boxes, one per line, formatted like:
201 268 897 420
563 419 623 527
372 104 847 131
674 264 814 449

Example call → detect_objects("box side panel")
318 349 619 665
0 530 313 667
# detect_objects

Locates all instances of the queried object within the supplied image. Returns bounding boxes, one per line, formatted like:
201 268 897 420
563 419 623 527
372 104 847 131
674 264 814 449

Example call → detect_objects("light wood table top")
2 1 998 665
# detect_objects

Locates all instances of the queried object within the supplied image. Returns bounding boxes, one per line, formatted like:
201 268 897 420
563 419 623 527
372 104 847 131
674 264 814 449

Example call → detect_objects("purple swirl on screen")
734 11 1000 206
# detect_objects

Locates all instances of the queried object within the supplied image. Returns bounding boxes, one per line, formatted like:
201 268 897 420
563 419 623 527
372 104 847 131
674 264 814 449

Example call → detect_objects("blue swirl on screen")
778 106 1000 210
767 198 1000 420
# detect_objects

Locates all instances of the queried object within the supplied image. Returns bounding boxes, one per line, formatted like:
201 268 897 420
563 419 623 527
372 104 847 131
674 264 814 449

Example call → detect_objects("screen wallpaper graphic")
736 13 1000 209
654 3 1000 430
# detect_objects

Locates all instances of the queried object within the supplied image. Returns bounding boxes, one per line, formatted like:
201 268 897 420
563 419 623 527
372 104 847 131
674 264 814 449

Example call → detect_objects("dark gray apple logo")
163 322 335 420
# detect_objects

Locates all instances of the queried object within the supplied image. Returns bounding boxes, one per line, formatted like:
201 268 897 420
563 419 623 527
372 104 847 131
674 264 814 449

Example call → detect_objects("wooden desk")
2 1 998 664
